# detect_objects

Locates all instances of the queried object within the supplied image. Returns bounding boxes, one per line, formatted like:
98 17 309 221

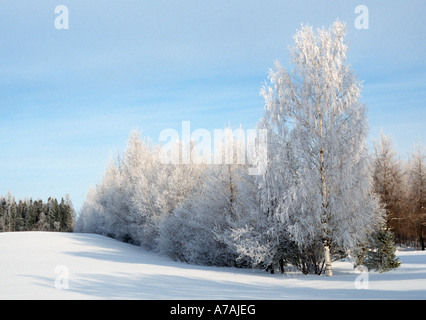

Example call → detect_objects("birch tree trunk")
321 145 332 276
324 242 332 276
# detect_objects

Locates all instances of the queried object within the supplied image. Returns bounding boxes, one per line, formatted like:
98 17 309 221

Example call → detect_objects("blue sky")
1 0 425 211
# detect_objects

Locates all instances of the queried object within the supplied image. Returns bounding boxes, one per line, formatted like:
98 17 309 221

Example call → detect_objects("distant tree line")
0 193 75 232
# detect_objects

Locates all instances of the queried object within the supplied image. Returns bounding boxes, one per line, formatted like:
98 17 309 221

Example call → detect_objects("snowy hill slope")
1 232 426 299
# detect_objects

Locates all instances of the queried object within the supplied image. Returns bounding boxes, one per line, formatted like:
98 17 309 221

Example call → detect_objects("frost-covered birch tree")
260 21 381 276
157 127 254 266
76 130 205 249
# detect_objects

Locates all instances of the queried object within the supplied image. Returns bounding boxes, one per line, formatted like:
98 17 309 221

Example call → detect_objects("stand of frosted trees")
372 132 425 250
76 21 422 275
0 193 75 232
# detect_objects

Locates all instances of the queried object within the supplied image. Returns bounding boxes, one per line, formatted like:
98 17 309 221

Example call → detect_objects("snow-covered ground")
1 232 425 300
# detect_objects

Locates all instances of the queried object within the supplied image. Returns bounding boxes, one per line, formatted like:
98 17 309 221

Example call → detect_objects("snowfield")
1 232 425 300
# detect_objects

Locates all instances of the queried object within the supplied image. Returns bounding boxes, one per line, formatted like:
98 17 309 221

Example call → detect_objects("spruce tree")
25 200 36 231
363 224 401 273
48 197 60 231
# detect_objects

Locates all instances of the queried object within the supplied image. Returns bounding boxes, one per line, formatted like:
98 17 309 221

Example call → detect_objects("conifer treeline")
0 193 75 232
372 133 426 249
